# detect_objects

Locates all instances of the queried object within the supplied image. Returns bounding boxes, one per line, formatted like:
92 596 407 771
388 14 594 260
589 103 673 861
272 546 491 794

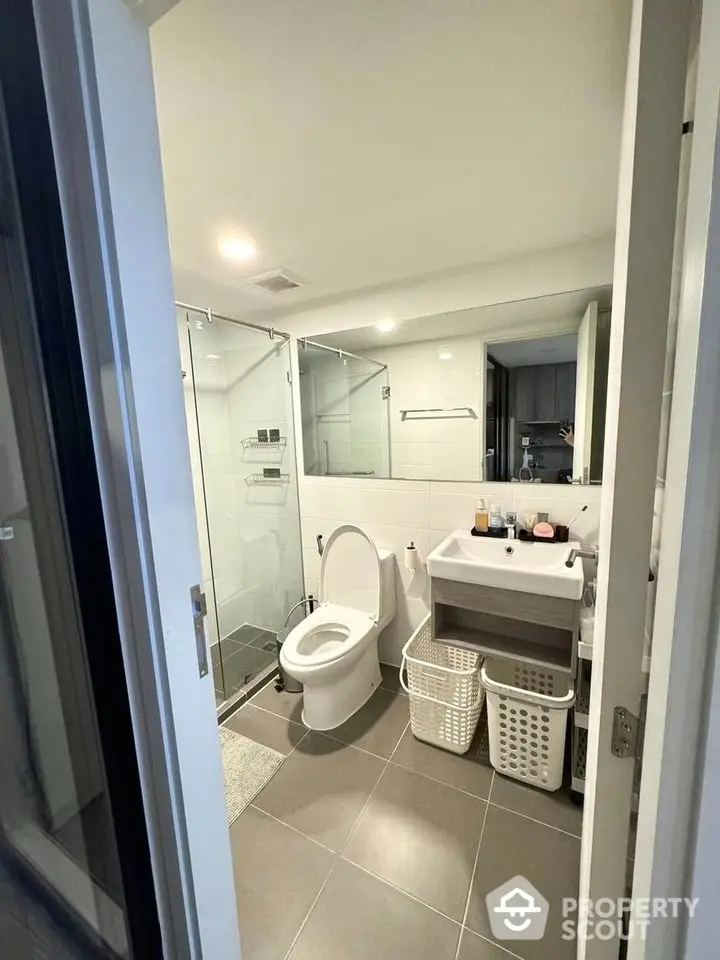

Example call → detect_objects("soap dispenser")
475 498 489 533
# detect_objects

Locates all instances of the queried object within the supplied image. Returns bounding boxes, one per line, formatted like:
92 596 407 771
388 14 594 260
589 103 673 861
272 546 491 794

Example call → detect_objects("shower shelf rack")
244 471 290 487
241 436 287 452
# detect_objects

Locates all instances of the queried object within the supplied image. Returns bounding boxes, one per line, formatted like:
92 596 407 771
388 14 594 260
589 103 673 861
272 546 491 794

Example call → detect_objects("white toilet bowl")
280 524 396 730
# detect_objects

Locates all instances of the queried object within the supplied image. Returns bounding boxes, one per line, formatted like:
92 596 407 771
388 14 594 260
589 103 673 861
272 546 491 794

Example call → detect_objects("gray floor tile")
465 805 580 960
222 645 276 698
344 764 486 921
325 688 409 758
456 929 513 960
211 637 244 667
253 733 385 851
288 859 460 960
248 628 279 651
226 624 263 645
391 726 493 799
251 684 305 725
231 806 334 960
225 704 306 754
379 662 404 695
490 775 583 837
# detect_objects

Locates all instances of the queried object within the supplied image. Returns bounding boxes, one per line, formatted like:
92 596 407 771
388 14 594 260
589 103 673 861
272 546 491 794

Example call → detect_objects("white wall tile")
298 475 603 663
429 491 514 532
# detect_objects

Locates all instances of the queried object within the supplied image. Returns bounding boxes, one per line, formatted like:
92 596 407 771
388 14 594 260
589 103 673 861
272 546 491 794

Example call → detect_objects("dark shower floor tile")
248 629 278 652
225 624 264 646
221 644 276 699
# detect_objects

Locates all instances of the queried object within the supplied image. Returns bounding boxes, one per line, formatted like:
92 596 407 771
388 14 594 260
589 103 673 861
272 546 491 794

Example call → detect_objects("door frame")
0 0 165 955
578 1 693 957
31 0 241 957
629 1 720 957
23 0 720 957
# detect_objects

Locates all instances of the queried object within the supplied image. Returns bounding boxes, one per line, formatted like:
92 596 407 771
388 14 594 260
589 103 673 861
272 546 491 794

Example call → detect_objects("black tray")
517 528 560 544
469 527 508 539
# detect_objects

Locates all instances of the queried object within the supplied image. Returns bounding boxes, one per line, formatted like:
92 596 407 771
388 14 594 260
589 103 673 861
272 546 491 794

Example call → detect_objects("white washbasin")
427 529 584 600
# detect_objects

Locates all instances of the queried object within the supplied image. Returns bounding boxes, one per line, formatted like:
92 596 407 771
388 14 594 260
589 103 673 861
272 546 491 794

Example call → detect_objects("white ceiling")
151 0 630 318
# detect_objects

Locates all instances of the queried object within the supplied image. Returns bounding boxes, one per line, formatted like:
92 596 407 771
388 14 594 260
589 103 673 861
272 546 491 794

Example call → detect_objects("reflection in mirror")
298 287 611 484
298 339 390 477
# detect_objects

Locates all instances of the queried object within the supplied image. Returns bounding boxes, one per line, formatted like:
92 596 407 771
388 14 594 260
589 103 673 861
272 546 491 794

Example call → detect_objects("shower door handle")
190 584 209 678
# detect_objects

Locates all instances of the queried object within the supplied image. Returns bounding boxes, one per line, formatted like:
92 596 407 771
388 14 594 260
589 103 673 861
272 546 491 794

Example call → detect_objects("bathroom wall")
276 239 613 664
364 335 485 481
299 476 602 665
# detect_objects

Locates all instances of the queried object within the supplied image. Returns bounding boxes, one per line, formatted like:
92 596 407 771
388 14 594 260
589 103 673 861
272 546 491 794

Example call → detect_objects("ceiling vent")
246 268 304 295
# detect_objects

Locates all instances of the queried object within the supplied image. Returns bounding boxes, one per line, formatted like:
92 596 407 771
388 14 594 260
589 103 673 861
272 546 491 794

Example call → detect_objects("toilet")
280 524 396 730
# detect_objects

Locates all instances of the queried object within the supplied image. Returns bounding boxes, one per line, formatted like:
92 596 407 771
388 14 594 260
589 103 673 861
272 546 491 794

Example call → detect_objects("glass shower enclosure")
178 305 305 713
297 339 390 478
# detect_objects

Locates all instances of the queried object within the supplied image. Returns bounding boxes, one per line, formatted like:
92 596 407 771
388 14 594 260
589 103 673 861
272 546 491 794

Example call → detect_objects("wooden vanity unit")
431 576 580 674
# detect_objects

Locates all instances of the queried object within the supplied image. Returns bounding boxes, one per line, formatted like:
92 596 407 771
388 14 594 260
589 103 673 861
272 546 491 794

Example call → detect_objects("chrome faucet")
565 546 599 568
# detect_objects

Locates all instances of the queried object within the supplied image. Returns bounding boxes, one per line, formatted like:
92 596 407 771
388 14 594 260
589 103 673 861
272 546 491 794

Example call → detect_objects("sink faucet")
565 546 599 568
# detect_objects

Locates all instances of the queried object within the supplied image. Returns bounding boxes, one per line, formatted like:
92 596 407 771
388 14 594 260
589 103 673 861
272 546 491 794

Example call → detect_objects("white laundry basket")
482 659 575 791
400 616 484 755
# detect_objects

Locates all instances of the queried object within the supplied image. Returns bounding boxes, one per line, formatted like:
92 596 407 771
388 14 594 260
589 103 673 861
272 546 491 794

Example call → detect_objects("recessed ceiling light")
438 350 454 361
218 236 257 263
204 353 221 360
376 319 396 334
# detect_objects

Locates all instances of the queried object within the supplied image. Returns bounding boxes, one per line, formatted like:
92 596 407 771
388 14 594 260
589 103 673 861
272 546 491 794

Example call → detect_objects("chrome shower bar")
175 300 291 341
299 337 387 370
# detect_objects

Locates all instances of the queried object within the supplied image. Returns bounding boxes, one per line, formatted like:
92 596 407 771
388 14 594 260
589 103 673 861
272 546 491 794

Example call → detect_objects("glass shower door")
180 308 304 710
297 340 390 477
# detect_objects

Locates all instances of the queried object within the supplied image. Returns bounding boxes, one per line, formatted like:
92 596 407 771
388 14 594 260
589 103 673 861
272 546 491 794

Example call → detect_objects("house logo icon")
486 876 549 941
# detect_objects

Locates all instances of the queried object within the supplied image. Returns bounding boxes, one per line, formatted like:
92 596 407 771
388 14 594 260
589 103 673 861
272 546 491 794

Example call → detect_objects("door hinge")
611 696 646 760
190 585 209 678
382 385 390 399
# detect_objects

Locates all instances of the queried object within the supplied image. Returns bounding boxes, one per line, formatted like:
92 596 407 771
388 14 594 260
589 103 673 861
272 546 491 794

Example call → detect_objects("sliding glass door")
179 308 305 711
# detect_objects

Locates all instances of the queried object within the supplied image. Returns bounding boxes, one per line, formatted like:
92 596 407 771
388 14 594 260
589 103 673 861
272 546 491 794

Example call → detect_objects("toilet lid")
320 524 381 620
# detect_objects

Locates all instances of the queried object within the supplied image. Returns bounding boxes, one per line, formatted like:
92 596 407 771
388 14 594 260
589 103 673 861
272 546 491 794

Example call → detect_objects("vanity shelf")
431 577 578 675
434 622 573 673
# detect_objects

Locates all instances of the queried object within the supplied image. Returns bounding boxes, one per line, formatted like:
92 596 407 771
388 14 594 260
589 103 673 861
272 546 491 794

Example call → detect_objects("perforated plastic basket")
481 659 575 791
400 616 483 755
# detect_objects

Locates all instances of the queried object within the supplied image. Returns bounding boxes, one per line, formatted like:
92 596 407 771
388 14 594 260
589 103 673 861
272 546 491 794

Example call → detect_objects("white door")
572 302 598 483
577 2 692 959
34 0 242 957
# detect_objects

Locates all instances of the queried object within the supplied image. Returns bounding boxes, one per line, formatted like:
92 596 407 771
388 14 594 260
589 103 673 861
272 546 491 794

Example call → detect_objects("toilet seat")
279 523 396 730
281 603 375 670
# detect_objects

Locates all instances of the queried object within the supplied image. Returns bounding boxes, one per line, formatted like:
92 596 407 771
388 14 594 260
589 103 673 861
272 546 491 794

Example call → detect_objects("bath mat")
219 726 285 825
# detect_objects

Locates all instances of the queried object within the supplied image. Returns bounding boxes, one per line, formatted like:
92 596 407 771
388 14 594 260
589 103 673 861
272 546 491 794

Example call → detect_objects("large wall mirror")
298 286 611 484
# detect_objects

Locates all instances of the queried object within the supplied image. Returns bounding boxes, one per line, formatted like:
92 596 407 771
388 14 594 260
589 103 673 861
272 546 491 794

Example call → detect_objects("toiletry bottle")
489 504 503 529
475 499 489 533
